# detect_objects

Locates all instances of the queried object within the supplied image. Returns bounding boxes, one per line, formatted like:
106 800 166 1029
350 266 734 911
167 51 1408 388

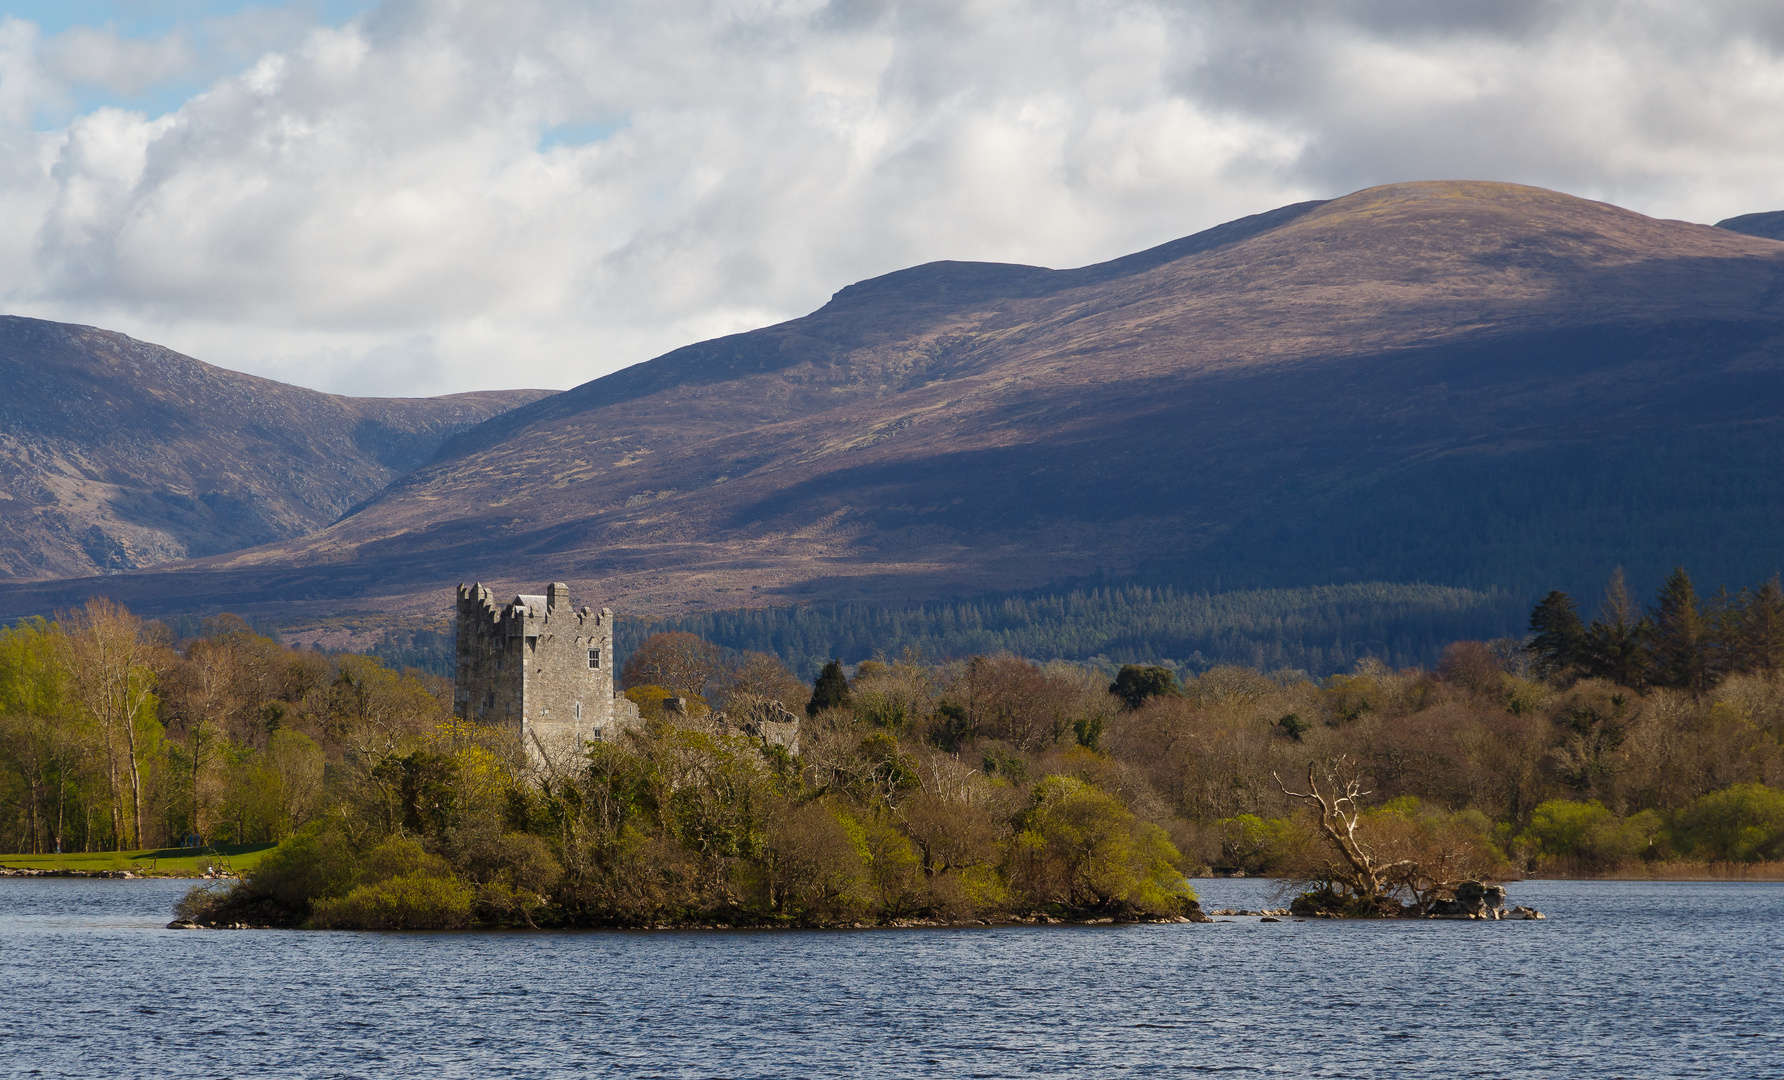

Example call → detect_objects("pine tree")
1585 568 1649 687
1648 566 1711 692
1526 590 1587 679
1704 586 1740 681
806 659 851 717
1738 578 1784 676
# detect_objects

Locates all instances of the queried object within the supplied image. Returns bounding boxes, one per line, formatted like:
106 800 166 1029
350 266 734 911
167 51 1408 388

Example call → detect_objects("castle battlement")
454 581 640 772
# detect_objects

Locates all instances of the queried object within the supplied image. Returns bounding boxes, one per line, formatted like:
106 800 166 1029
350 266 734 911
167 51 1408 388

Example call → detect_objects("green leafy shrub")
1521 799 1647 870
1669 783 1784 862
1214 814 1302 875
308 837 475 929
1012 776 1196 915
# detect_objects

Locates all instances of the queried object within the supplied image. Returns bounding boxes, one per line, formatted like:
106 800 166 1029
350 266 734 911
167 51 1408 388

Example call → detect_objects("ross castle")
454 581 641 771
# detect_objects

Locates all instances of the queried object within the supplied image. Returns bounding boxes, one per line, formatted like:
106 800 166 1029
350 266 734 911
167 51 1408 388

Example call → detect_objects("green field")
0 842 277 877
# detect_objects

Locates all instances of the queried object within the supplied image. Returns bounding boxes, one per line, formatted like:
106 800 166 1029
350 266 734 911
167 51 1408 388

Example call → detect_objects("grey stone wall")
455 581 640 773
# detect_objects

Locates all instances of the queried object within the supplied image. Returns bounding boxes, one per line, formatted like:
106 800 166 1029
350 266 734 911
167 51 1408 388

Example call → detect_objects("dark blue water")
2 877 1780 1078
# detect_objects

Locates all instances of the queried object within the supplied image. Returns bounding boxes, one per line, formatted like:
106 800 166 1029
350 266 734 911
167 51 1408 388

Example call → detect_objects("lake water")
2 877 1780 1078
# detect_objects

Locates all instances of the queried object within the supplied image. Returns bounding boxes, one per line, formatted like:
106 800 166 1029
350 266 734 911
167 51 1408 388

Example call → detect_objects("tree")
1011 775 1192 914
951 655 1078 751
1736 578 1784 676
1525 591 1586 679
0 619 77 854
1273 760 1508 915
1648 566 1711 692
1274 759 1398 911
160 635 247 841
807 660 852 718
1436 641 1505 692
1109 665 1176 710
65 599 161 850
620 632 723 697
709 651 807 714
1584 569 1648 687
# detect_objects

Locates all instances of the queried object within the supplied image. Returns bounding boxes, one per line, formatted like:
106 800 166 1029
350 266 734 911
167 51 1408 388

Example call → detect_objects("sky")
3 0 1784 397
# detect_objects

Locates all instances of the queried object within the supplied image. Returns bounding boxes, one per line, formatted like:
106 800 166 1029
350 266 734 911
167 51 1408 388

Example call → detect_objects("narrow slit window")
574 702 583 720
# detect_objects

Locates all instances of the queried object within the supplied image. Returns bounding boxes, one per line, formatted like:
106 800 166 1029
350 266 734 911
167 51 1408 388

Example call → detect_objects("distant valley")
0 317 549 580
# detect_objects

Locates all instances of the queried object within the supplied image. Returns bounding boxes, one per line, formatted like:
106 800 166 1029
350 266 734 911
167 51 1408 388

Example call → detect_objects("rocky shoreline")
1287 881 1546 920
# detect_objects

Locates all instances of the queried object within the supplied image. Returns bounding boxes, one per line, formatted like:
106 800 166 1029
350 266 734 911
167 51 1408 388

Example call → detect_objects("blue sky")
5 1 374 122
3 0 369 36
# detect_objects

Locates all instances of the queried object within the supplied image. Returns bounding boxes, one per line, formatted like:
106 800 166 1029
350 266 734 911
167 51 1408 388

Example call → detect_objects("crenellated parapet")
453 580 641 775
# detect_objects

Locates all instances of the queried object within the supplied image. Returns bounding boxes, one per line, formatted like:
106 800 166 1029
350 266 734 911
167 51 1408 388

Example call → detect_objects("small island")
8 570 1784 931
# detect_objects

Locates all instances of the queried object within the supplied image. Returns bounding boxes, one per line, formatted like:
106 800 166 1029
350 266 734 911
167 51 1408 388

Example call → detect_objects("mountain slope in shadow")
8 180 1784 621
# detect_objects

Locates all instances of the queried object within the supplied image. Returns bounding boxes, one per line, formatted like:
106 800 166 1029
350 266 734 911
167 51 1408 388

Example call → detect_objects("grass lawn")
0 842 278 877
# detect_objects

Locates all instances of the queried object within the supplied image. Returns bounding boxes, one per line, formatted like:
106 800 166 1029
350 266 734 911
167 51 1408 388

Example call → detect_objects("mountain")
0 316 553 579
1718 211 1784 241
6 180 1784 625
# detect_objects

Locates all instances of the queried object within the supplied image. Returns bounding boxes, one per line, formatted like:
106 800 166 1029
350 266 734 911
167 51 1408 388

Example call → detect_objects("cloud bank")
3 0 1784 395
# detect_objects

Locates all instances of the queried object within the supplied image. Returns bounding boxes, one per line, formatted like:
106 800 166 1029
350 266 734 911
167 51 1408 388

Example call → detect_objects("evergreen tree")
1109 664 1177 710
806 659 851 717
1648 566 1711 692
1704 586 1740 682
1585 568 1649 687
1738 578 1784 676
1526 590 1587 679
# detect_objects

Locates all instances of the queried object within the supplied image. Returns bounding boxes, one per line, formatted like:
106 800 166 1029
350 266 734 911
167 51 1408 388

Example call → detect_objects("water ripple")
1 877 1780 1078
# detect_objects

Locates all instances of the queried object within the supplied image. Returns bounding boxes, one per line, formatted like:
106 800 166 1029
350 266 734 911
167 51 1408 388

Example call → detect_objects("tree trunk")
105 720 124 851
125 721 144 851
28 767 41 855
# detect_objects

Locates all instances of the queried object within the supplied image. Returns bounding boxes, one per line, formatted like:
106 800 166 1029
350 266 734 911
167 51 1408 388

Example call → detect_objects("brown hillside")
0 316 553 579
8 180 1784 622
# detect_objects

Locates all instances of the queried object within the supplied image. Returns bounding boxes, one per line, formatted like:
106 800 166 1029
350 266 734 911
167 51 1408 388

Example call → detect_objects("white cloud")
2 0 1784 396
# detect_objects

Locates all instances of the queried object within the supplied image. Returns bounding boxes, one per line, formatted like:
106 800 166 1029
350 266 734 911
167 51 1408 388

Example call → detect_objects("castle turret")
454 581 641 774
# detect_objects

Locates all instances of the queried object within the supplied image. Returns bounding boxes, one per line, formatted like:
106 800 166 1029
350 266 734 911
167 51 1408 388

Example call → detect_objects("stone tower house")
454 581 640 771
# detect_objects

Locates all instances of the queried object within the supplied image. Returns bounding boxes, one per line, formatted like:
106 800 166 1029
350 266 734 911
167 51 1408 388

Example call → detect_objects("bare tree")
1274 757 1409 909
620 633 724 697
709 651 807 714
1275 756 1510 915
65 599 159 850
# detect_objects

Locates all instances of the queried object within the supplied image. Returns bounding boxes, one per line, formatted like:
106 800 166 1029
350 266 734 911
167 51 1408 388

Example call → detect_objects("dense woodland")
618 582 1525 680
366 582 1522 682
0 567 1780 928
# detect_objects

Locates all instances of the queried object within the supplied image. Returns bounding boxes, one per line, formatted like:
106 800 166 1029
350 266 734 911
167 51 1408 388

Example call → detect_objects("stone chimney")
547 581 569 612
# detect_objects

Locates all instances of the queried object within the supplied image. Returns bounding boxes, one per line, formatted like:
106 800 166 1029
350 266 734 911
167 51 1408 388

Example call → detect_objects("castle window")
588 648 600 669
574 702 583 720
591 727 604 742
483 690 495 710
495 658 503 672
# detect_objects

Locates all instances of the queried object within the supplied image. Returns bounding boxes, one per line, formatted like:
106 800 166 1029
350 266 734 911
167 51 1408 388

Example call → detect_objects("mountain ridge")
1718 210 1784 241
6 180 1784 625
0 315 554 579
